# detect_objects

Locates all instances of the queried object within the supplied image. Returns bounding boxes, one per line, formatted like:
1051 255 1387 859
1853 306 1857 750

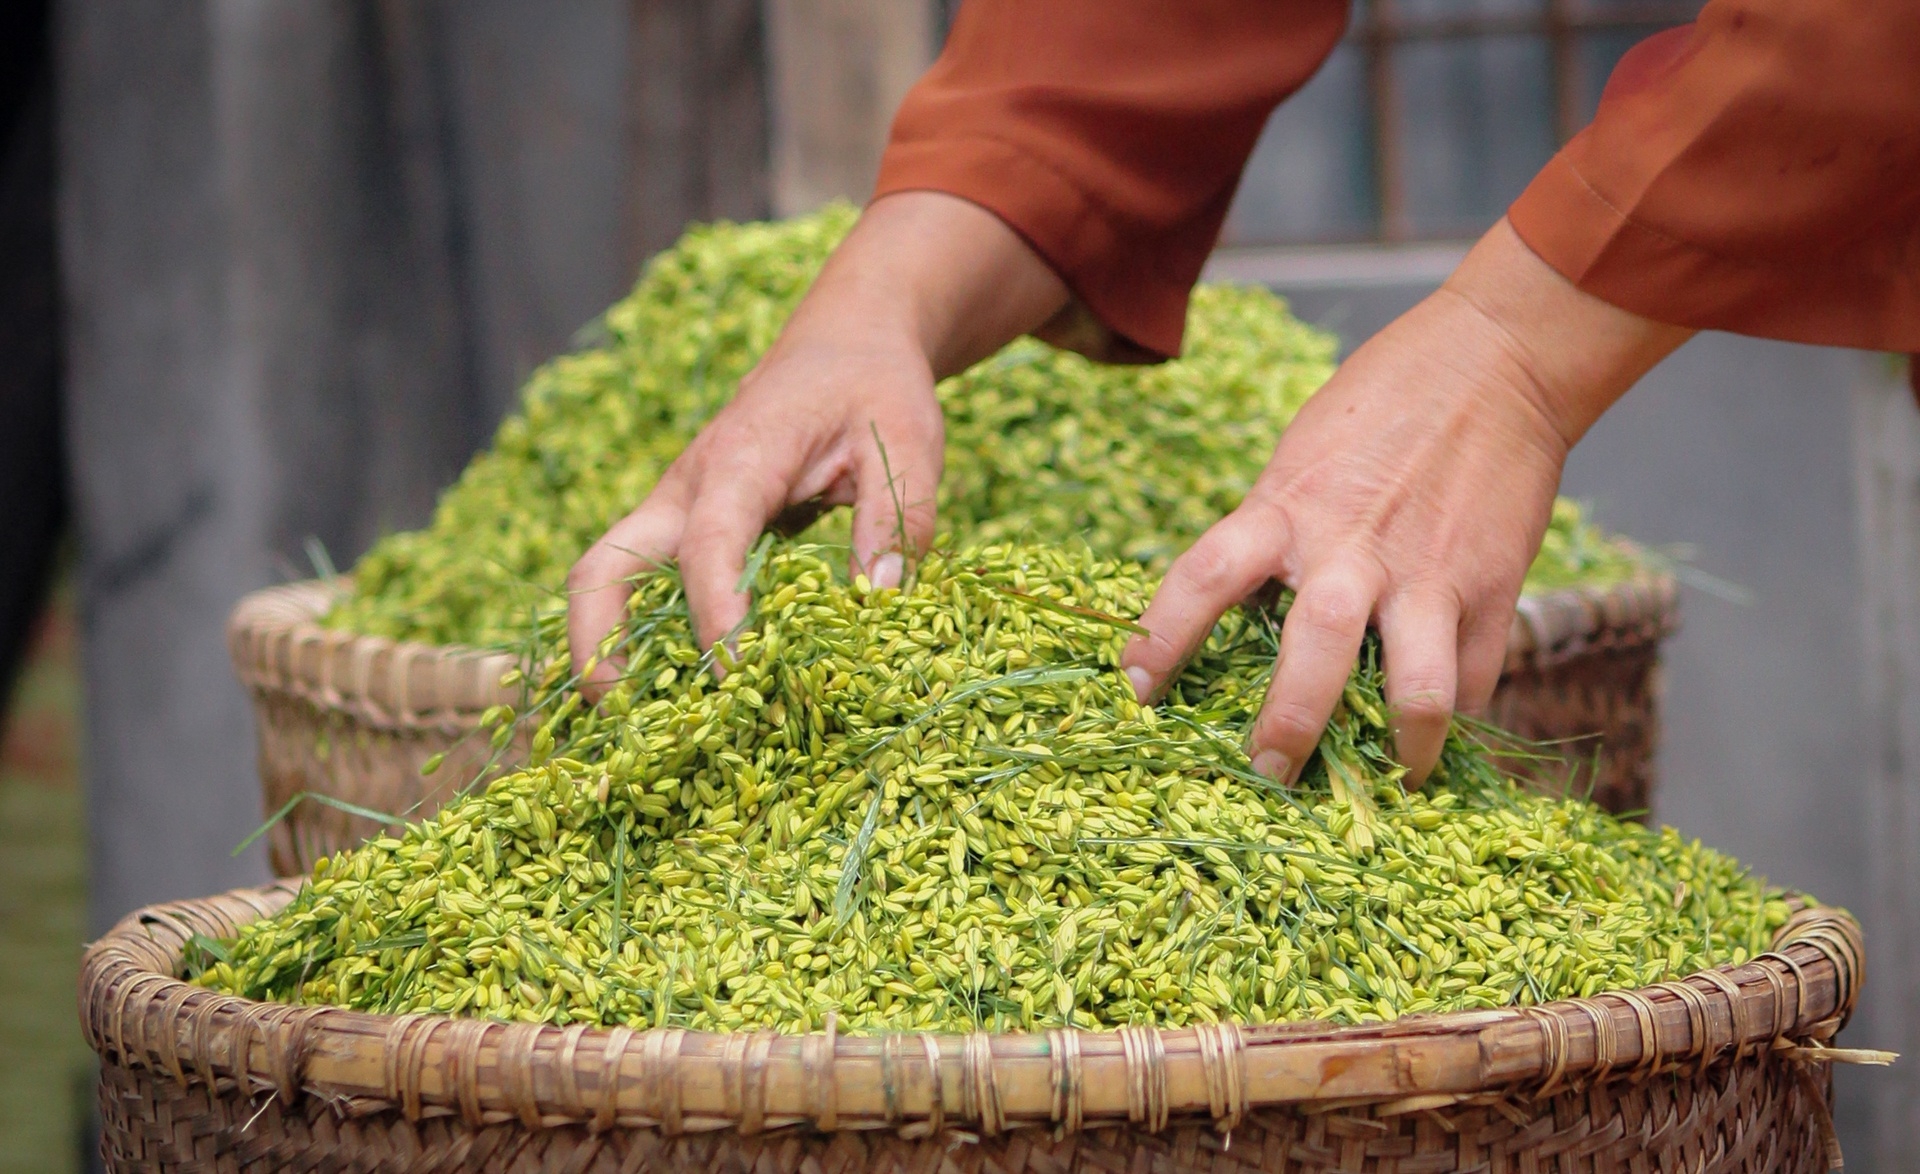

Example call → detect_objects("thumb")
849 424 941 589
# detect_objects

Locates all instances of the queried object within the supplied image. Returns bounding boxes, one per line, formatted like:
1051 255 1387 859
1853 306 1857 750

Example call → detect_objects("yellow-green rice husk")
201 539 1780 1035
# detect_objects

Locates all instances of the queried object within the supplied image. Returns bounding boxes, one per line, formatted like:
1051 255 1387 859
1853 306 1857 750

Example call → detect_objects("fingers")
677 461 794 650
1248 567 1378 783
849 430 941 588
1375 593 1461 786
569 394 940 698
1121 512 1280 704
566 473 691 692
1120 505 1490 790
1455 603 1515 717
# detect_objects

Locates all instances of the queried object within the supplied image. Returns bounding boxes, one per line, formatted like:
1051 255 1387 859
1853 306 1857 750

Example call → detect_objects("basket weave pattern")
86 884 1860 1173
1494 576 1677 817
228 583 524 875
228 576 1677 876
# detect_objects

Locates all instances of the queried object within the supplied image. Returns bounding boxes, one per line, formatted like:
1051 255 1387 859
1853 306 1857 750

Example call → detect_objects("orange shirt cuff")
1511 152 1920 353
876 137 1193 361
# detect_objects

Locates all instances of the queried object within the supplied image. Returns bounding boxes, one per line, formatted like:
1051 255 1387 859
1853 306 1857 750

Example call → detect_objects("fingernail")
870 552 904 590
1125 666 1152 703
1252 749 1292 782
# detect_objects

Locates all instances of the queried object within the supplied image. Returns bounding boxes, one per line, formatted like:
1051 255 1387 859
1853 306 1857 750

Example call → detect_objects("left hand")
565 192 1071 692
1118 219 1693 784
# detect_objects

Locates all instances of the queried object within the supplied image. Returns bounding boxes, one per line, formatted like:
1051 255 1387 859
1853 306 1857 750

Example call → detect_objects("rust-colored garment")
876 0 1347 360
875 0 1920 358
1510 3 1920 351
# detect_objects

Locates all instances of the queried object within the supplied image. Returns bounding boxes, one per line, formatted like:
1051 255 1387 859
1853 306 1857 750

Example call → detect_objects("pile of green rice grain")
324 207 1641 650
199 539 1783 1035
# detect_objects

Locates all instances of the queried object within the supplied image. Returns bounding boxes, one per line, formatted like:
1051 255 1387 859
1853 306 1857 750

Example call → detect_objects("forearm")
783 191 1069 380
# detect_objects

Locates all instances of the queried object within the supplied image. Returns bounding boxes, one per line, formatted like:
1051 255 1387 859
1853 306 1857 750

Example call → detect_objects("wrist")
790 192 1068 380
1441 219 1692 447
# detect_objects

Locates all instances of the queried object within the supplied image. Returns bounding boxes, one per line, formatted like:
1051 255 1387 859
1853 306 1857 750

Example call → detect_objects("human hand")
567 192 1069 689
1119 219 1693 784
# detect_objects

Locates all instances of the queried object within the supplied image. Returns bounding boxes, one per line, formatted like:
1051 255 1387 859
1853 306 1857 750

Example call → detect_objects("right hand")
1119 220 1691 785
567 192 1071 690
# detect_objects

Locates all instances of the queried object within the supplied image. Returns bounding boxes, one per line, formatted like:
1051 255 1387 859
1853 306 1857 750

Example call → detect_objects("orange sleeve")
873 0 1349 361
1509 0 1920 351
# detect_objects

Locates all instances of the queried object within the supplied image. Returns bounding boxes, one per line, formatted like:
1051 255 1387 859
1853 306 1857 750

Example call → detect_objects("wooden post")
625 0 773 266
763 0 936 215
1851 351 1919 1165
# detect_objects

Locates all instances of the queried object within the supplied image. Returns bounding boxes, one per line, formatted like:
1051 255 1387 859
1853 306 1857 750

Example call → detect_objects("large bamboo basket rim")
227 572 1678 736
84 883 1857 1139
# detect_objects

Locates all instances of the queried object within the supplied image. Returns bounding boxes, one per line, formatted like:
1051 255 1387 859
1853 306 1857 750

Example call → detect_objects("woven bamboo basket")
227 582 526 878
228 573 1677 876
85 883 1866 1173
1493 574 1677 817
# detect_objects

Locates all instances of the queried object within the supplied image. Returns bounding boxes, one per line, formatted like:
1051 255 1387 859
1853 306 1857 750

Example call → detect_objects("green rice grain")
202 539 1778 1035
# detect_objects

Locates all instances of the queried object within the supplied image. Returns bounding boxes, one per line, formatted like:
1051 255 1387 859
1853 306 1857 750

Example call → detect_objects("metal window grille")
932 0 1704 246
1355 0 1699 241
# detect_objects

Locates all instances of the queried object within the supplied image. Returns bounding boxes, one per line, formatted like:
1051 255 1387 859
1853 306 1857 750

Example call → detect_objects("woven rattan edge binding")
227 581 520 733
229 572 1677 734
1503 570 1678 676
84 884 1859 1136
